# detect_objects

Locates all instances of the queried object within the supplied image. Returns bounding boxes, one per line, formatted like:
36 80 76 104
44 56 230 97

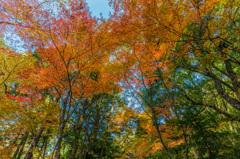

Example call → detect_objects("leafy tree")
0 0 239 158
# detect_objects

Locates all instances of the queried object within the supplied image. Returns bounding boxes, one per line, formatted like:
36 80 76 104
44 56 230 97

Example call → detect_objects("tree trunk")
13 132 29 158
42 138 48 159
152 114 173 159
79 112 91 159
99 139 105 159
149 85 173 159
24 124 45 159
69 104 87 159
55 102 67 159
17 133 29 159
69 125 82 159
55 122 64 159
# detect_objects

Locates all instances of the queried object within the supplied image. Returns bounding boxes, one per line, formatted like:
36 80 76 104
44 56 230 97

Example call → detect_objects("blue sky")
86 0 113 18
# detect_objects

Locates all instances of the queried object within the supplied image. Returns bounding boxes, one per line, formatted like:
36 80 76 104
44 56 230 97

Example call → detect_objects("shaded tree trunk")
13 132 29 158
24 124 45 159
69 103 88 159
17 133 29 159
69 124 83 159
148 85 173 159
42 138 48 159
79 111 91 159
55 101 67 159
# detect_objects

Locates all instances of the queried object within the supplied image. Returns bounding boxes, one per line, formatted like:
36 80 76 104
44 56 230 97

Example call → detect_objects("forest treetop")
0 0 239 158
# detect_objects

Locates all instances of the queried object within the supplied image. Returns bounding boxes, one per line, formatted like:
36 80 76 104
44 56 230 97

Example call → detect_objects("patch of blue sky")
87 0 113 19
3 29 26 53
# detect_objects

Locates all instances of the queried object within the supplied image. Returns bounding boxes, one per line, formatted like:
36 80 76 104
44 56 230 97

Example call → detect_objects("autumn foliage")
0 0 240 158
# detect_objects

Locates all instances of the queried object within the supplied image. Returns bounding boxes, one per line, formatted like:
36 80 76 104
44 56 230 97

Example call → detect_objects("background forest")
0 0 240 158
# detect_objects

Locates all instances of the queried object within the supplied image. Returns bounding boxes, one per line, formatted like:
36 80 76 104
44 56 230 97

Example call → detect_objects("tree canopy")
0 0 239 158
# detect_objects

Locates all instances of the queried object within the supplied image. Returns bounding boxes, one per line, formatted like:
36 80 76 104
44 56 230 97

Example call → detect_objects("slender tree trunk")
152 116 173 159
17 133 29 159
69 104 87 159
171 105 189 159
24 124 45 159
99 99 115 159
99 139 105 159
149 86 173 159
69 125 82 159
55 122 64 159
79 112 91 159
37 137 47 159
70 137 79 159
55 102 67 159
92 105 100 142
224 60 240 99
176 112 189 159
10 134 19 152
42 138 48 159
13 132 29 158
